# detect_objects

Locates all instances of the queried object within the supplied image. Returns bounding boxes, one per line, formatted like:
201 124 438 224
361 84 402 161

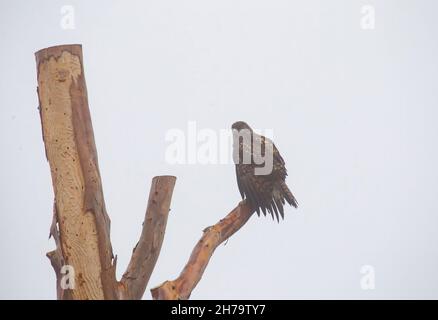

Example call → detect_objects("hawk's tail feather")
261 191 275 220
273 196 285 220
244 181 296 221
270 199 280 222
281 181 298 208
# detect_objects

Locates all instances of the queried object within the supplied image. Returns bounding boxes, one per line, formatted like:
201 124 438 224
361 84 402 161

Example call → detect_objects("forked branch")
36 44 176 300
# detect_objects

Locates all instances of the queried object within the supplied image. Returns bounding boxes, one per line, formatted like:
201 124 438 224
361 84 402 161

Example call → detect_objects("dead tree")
151 202 253 299
36 44 255 300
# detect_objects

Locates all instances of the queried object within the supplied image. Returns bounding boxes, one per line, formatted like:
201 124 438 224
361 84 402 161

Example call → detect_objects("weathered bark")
36 44 116 299
119 176 176 299
36 44 176 300
151 201 254 300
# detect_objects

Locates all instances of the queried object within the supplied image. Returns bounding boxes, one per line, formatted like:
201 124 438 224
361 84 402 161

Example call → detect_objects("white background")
1 0 438 299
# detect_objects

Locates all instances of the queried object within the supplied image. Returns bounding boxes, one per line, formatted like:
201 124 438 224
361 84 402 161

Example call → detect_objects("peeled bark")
36 44 176 300
36 44 115 299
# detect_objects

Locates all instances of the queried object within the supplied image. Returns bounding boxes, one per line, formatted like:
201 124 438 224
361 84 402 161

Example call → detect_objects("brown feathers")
232 121 298 221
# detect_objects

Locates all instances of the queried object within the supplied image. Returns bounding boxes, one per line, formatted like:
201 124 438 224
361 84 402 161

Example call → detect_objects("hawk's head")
232 121 252 132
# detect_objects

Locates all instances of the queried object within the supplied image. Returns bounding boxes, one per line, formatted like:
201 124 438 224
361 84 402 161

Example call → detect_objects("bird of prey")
232 121 298 221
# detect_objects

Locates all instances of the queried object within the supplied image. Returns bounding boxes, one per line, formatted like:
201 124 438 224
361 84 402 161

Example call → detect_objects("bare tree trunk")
35 44 176 300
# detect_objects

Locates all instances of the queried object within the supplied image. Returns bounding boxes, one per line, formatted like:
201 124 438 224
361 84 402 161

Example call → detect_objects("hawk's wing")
255 134 288 179
235 164 269 216
234 130 296 221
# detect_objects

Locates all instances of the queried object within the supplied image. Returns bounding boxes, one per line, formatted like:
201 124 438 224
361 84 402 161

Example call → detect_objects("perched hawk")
232 121 298 221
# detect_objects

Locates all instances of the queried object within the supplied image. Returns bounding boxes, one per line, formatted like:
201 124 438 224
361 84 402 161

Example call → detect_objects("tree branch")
151 201 254 300
47 201 71 299
118 176 176 299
